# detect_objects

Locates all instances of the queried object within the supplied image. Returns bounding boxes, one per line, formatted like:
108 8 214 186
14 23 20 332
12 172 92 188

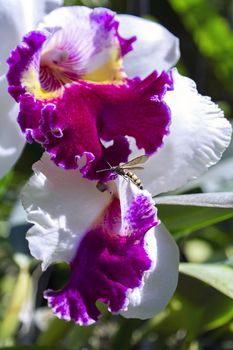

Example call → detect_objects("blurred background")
0 0 233 349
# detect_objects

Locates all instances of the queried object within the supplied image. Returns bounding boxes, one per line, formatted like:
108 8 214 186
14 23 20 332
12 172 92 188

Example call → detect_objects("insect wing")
121 155 149 169
122 165 145 170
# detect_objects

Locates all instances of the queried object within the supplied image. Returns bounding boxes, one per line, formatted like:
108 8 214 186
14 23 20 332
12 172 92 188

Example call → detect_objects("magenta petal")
40 84 102 169
44 193 158 325
97 71 173 155
45 227 151 325
41 72 172 171
18 93 46 143
7 31 47 101
82 136 131 180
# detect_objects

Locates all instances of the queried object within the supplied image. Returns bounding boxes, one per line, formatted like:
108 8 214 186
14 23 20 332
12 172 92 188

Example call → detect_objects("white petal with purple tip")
117 14 180 78
0 0 63 76
38 6 122 80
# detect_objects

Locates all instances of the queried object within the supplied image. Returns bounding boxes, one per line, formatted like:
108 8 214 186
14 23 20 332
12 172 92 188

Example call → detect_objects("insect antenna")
96 160 113 173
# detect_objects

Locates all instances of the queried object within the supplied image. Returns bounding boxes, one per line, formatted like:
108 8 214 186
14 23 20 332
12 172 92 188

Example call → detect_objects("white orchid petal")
117 14 180 78
155 192 233 208
134 69 232 195
0 0 26 75
121 224 179 319
0 0 63 75
116 176 158 235
22 153 111 270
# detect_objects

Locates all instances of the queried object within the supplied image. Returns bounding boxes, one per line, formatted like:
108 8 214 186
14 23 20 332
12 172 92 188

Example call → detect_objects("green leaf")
132 274 233 346
37 318 74 346
112 319 142 350
170 0 233 92
0 171 13 197
179 263 233 299
0 262 31 340
63 324 95 350
157 205 233 238
176 274 233 332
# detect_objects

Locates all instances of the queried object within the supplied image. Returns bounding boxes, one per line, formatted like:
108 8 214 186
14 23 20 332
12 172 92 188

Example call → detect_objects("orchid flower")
10 6 232 325
6 6 231 187
22 153 179 325
7 6 174 178
0 0 63 179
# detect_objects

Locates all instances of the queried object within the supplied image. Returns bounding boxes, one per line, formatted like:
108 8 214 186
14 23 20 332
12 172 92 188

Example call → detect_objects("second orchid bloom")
7 6 232 324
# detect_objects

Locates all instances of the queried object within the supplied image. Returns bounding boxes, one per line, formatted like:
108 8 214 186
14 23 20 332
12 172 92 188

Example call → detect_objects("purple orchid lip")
7 6 173 179
38 71 172 175
44 190 158 325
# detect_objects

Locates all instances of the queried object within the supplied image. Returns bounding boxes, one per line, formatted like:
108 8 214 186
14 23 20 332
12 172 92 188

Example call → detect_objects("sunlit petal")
117 14 180 78
0 0 63 76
